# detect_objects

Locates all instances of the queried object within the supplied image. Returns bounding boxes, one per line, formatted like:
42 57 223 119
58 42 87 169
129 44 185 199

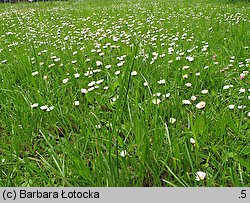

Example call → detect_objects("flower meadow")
0 0 249 186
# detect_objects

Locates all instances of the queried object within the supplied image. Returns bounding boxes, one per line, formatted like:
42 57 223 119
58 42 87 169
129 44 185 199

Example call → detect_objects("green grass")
0 0 249 186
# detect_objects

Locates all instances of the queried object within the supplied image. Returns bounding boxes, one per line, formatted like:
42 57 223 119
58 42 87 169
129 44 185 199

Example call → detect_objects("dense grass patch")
0 0 249 186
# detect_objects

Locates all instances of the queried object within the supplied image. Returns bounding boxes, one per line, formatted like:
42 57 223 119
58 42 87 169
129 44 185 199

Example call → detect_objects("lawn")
0 0 249 186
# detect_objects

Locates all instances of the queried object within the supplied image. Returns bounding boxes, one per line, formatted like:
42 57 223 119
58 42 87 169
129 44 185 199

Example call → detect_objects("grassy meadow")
0 0 249 186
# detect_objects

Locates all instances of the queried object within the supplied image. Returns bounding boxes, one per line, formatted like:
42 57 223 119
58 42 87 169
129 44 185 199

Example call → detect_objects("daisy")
201 89 208 94
81 88 88 94
96 61 103 66
223 85 230 90
152 92 160 97
74 73 80 78
240 74 245 80
152 98 161 105
115 70 121 75
46 106 55 112
190 138 195 145
157 79 166 85
62 78 69 84
182 66 190 70
182 74 188 79
120 150 127 157
169 118 176 124
32 71 39 76
196 101 206 109
93 69 101 73
95 124 101 129
186 56 194 62
40 105 48 111
117 62 124 67
196 171 206 181
239 88 245 93
131 71 138 76
31 103 39 108
74 101 79 106
88 87 95 92
163 93 171 98
88 81 96 87
182 100 191 105
96 79 104 84
191 96 197 101
105 65 112 69
112 96 118 102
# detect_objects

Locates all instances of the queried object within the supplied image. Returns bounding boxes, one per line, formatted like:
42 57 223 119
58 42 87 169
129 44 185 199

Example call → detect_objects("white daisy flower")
105 65 112 69
40 105 48 111
31 103 39 108
112 96 118 102
169 118 176 124
32 71 39 76
228 105 235 109
196 101 206 109
163 93 171 98
239 88 245 93
81 88 88 94
182 100 191 105
152 98 161 105
62 78 69 84
223 85 230 90
182 74 188 79
191 96 197 101
190 138 196 145
115 70 121 75
88 81 96 87
95 124 101 129
131 71 138 76
96 79 104 84
186 56 194 62
117 61 124 67
157 79 166 85
240 73 245 80
120 150 127 157
93 69 101 73
74 73 80 78
88 87 95 92
74 101 79 106
182 66 190 70
201 89 208 94
96 61 103 66
153 92 161 97
195 171 206 181
46 106 55 112
185 83 192 87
